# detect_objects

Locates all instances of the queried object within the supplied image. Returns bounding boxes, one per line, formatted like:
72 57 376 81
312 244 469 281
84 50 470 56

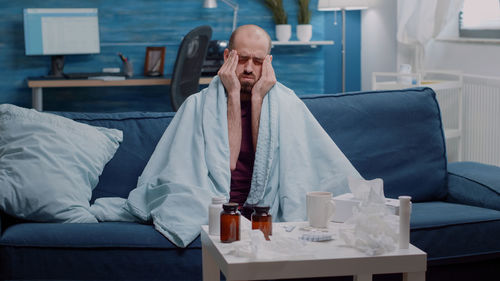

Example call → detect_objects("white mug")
306 191 335 228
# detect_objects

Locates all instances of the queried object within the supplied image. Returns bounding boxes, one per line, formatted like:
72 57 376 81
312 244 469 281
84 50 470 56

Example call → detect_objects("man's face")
224 32 270 96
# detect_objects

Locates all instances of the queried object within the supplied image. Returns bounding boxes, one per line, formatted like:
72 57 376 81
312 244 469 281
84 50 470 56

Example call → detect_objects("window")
459 0 500 38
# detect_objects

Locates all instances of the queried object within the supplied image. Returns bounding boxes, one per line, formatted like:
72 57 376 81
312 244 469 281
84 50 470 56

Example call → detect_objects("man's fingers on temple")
230 54 238 72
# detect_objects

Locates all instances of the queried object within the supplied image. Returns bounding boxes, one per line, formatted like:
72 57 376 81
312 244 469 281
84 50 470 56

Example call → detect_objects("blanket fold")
93 76 362 247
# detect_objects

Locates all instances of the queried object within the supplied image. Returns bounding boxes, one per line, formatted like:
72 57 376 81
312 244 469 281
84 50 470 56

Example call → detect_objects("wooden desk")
27 76 213 111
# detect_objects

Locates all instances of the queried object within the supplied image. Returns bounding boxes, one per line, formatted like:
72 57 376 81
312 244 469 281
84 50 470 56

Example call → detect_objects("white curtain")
397 0 464 72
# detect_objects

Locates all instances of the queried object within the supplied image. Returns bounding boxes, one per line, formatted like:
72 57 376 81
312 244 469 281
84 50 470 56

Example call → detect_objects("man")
218 25 276 217
92 24 361 248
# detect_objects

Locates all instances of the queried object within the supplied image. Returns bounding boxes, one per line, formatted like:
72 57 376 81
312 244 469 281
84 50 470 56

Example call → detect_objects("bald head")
223 24 272 99
228 24 272 54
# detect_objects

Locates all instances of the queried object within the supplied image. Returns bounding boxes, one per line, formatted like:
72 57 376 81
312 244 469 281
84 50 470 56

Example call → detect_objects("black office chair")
170 25 212 111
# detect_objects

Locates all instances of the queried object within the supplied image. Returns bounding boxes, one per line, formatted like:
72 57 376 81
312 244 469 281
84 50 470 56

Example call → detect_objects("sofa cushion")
0 222 199 248
56 111 175 202
301 87 447 202
0 104 122 223
411 201 500 260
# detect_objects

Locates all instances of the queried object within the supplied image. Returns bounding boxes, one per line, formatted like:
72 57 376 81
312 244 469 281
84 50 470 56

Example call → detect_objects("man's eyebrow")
237 55 265 63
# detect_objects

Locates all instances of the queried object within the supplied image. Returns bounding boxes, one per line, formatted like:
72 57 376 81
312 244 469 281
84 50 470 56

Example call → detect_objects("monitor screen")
23 8 100 56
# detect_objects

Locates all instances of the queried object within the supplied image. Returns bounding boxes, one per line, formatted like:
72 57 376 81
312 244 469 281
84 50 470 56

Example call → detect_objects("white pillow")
0 104 123 223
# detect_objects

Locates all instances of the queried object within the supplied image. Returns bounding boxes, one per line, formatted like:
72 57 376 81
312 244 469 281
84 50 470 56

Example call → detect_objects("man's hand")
250 55 276 152
222 50 242 171
251 55 276 100
218 50 240 97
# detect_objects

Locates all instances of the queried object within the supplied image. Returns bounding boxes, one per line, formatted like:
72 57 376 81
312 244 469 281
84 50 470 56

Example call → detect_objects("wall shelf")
271 40 334 48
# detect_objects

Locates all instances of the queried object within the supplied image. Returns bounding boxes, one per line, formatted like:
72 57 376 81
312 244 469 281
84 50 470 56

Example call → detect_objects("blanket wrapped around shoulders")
90 76 362 247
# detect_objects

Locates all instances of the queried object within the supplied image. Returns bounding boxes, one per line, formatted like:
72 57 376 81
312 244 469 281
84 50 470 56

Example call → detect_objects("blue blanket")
91 76 361 247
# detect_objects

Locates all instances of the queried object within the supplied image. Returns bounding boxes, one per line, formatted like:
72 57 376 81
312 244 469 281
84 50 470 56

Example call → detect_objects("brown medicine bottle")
220 203 240 243
251 206 272 240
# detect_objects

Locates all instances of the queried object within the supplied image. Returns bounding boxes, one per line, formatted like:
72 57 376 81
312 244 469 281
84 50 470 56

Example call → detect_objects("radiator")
462 74 500 166
434 86 461 163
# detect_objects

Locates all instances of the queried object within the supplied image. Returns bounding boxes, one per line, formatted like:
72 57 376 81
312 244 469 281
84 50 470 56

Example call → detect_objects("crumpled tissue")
338 177 399 256
222 229 310 260
349 177 384 201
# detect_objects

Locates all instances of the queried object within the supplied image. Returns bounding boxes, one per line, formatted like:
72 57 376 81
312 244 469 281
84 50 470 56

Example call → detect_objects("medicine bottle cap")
253 206 270 213
222 202 239 211
212 196 226 204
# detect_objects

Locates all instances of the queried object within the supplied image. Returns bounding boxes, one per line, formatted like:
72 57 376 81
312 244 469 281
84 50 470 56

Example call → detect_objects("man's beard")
239 74 255 100
241 81 253 95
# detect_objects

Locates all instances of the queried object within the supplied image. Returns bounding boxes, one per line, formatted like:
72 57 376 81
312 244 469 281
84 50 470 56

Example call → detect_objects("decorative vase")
297 24 312 42
275 24 291 42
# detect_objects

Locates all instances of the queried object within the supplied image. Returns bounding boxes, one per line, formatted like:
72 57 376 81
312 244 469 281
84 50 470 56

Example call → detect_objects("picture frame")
144 46 166 76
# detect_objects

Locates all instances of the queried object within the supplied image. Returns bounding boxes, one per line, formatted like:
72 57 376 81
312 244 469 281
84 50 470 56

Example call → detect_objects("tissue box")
331 193 400 223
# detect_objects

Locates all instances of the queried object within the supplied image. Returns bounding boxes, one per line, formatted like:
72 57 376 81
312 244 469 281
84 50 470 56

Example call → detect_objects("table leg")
354 274 372 281
32 87 43 111
202 245 220 281
403 271 425 281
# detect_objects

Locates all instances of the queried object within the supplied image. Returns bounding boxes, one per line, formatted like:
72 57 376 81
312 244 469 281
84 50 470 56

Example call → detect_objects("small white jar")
208 196 226 236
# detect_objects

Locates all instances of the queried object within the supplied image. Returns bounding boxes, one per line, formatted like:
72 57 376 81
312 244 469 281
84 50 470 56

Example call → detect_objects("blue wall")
0 0 361 112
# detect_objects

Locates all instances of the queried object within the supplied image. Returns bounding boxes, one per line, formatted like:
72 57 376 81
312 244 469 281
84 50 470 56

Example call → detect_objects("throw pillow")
0 104 123 223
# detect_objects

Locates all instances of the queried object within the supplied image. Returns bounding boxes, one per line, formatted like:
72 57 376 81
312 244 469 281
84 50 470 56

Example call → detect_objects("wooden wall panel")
0 0 332 112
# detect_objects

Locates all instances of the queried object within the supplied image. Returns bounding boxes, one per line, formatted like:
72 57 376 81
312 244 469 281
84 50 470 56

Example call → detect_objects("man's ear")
223 49 229 62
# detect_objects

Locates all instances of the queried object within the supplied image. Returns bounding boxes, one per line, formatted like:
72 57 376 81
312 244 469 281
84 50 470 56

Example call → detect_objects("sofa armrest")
447 162 500 211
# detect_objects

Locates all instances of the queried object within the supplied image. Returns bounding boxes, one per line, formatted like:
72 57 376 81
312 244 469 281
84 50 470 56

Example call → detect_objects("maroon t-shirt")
229 101 255 206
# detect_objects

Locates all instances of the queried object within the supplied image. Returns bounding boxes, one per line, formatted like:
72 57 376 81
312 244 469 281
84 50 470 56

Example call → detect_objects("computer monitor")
23 8 100 77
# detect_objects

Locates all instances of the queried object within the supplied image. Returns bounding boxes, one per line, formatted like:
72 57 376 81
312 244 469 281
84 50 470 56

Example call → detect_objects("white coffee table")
201 221 426 281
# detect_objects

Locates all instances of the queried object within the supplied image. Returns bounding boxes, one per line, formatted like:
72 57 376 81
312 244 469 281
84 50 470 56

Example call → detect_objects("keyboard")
64 72 125 79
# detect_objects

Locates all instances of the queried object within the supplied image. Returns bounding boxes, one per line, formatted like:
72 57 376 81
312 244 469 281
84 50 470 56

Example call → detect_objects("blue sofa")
1 87 499 280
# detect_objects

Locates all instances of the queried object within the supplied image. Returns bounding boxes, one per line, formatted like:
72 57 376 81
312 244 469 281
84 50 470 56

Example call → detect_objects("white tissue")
339 185 399 256
222 229 309 260
348 177 384 201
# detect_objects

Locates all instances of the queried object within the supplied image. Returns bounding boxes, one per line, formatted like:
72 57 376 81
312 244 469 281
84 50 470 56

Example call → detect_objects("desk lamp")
204 0 239 31
318 0 369 92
